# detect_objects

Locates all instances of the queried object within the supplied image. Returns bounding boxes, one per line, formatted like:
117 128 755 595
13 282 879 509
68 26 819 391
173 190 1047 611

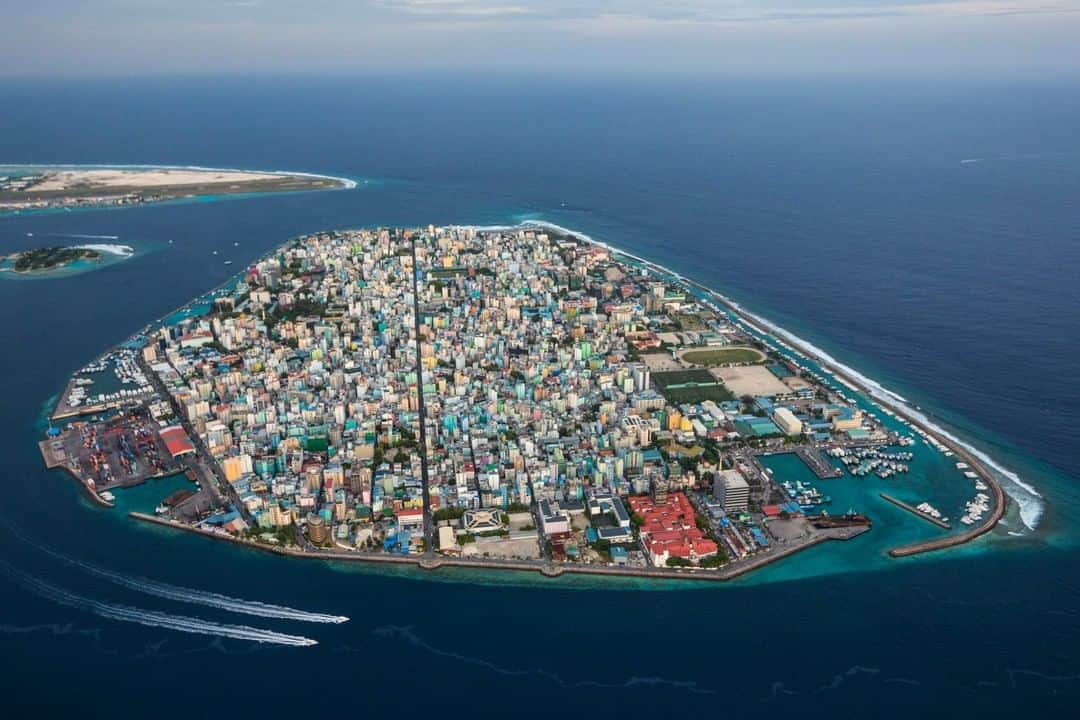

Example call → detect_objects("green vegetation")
665 557 692 568
652 369 736 404
672 313 707 331
433 507 466 522
273 298 327 321
681 347 765 366
699 554 728 569
10 246 100 272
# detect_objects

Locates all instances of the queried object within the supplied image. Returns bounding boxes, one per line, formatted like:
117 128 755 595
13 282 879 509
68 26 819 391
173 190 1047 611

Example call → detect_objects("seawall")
129 512 862 584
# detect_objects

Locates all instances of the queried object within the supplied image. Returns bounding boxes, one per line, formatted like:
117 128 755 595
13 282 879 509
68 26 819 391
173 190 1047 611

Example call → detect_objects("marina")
879 493 952 530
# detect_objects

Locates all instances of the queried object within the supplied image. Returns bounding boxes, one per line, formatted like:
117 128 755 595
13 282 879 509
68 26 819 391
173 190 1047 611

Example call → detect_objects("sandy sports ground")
639 352 683 372
710 365 790 397
678 345 765 366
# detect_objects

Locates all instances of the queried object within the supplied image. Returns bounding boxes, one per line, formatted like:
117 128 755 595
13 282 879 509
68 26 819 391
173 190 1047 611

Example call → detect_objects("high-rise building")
307 513 329 545
715 470 750 513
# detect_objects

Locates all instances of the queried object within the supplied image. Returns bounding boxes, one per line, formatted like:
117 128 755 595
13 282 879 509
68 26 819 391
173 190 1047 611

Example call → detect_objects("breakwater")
879 493 951 530
887 459 1006 557
673 274 1008 555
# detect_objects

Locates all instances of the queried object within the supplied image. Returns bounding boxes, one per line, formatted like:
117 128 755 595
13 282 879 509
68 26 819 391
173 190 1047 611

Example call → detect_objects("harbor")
879 493 951 530
37 223 1009 586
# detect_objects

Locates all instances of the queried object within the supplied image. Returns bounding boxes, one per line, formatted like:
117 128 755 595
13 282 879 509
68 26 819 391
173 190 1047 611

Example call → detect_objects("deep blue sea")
1 76 1078 717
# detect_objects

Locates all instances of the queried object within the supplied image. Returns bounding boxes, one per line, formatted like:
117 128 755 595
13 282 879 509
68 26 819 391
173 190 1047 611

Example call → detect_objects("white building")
715 470 750 513
772 407 803 436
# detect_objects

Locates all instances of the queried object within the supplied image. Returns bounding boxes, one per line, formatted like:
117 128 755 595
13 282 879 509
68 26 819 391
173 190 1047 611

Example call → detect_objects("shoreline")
504 221 1012 554
129 512 862 584
0 162 358 218
49 220 1014 580
0 162 359 191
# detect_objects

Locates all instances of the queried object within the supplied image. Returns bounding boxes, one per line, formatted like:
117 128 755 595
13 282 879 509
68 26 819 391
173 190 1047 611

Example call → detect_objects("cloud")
377 0 1080 25
1 0 1078 75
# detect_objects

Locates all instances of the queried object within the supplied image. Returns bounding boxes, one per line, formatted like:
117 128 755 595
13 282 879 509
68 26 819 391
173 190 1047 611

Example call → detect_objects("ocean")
0 75 1078 716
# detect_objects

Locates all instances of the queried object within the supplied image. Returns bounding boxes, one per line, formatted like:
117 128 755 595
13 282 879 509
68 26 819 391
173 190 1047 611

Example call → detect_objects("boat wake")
5 525 347 624
79 562 348 625
1 563 317 647
500 218 1044 531
38 233 121 240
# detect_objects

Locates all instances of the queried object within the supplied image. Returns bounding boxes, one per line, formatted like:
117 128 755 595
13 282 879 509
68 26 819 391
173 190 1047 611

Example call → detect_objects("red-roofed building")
396 507 425 532
159 425 196 458
628 492 718 566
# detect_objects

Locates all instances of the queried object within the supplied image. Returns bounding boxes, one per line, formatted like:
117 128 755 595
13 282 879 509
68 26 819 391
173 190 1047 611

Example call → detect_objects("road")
135 353 247 524
408 234 435 554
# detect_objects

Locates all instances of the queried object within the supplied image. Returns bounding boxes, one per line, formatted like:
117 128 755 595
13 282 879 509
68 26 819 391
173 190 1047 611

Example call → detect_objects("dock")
879 493 951 530
795 446 844 479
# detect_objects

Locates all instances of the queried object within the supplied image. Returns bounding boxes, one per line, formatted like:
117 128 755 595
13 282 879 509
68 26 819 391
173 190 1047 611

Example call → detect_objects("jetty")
879 493 951 530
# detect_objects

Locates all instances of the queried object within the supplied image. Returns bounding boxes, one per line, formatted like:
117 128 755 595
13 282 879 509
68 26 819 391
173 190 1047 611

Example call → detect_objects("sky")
4 0 1080 77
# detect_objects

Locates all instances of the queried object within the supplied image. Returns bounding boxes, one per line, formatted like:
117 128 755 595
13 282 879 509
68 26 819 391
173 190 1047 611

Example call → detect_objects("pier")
879 493 951 530
887 446 1006 557
678 276 1007 557
753 446 843 478
795 446 844 479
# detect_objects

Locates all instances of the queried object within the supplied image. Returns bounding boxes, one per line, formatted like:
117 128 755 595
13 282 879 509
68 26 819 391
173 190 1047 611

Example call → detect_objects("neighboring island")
0 242 135 280
6 245 101 273
0 165 352 214
39 225 1005 582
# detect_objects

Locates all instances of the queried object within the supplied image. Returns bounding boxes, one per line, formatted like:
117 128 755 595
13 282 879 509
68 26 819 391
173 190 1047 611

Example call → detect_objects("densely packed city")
41 225 1003 579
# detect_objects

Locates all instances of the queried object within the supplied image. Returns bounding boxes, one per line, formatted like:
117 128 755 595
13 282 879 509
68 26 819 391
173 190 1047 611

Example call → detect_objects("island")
0 165 352 214
4 245 102 273
39 224 1005 582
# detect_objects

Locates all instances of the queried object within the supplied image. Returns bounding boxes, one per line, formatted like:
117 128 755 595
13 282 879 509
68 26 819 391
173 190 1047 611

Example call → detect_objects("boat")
224 260 233 265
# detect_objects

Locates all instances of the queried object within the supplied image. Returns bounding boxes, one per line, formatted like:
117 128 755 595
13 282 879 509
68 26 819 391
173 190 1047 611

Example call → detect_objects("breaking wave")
727 302 1044 530
75 243 134 257
497 219 1043 530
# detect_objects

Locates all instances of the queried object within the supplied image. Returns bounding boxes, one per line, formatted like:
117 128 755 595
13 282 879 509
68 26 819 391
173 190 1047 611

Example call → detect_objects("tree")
666 556 692 568
699 555 727 569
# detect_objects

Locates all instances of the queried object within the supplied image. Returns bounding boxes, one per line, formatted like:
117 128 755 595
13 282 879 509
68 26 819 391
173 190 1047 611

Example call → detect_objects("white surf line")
485 219 1044 531
1 162 358 190
74 243 135 257
722 299 1044 531
5 526 347 624
1 563 317 647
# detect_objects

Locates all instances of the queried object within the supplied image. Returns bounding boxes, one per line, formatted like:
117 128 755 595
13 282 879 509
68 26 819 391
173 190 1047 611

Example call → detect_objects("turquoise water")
0 248 134 280
0 76 1078 715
